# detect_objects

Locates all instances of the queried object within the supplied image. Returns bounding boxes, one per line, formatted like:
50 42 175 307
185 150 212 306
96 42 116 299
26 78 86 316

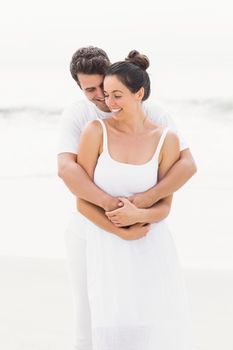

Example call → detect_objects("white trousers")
65 213 92 350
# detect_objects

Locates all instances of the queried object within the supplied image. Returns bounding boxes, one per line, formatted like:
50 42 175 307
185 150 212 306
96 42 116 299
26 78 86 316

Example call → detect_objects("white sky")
1 0 233 105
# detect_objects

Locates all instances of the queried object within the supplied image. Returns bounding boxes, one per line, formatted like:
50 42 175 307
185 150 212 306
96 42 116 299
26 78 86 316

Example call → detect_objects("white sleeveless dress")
81 119 193 350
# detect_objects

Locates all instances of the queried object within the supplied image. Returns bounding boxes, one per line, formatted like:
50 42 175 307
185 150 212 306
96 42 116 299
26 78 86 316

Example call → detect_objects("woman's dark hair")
105 50 150 101
70 46 110 87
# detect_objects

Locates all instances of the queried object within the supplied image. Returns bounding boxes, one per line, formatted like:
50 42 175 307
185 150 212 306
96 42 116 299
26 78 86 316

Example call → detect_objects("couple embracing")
58 46 196 350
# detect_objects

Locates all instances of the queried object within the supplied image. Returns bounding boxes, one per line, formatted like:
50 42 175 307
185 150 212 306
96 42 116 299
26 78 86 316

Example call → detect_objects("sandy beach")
0 256 232 350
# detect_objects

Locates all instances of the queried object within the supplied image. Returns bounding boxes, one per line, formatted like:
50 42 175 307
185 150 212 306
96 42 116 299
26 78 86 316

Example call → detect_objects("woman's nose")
105 95 116 107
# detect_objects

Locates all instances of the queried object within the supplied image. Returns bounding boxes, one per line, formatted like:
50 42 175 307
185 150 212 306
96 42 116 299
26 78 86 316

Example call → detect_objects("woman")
76 50 193 350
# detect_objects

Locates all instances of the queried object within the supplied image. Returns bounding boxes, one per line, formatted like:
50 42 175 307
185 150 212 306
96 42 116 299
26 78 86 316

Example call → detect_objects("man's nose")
96 87 105 99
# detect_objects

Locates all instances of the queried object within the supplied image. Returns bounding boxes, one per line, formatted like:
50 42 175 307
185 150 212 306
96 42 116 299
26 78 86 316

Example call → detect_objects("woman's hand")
105 197 142 227
118 223 151 240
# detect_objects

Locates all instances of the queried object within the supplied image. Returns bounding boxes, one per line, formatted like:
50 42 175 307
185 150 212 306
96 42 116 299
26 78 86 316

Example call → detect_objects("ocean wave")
0 172 56 179
159 97 233 113
0 106 62 115
0 99 232 127
1 98 233 116
0 106 63 124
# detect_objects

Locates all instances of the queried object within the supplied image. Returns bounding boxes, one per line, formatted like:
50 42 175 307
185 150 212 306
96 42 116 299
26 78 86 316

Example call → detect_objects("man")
57 46 197 350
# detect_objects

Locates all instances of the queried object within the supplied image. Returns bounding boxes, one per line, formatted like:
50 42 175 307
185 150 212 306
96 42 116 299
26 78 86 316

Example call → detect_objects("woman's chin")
112 110 123 118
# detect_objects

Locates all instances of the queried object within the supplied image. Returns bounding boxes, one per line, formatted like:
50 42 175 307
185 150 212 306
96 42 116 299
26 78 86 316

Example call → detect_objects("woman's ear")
135 87 144 101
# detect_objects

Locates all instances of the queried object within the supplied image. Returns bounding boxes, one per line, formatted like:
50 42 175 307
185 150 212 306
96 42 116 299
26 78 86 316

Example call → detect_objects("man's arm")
58 152 120 211
77 198 150 241
58 153 148 239
129 148 197 208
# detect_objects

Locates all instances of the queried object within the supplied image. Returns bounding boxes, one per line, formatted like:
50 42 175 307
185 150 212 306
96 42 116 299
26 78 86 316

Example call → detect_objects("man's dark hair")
70 46 110 87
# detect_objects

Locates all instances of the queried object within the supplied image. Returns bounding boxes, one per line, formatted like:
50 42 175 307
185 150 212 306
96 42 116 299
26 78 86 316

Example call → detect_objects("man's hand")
128 191 156 209
105 197 142 227
118 223 151 241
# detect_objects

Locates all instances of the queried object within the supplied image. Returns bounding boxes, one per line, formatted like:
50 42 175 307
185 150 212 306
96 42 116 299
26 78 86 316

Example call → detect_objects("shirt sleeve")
157 110 189 151
57 103 82 155
144 103 189 151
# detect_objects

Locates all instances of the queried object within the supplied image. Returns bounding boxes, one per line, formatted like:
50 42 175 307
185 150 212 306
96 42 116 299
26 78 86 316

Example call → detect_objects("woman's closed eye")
104 94 122 99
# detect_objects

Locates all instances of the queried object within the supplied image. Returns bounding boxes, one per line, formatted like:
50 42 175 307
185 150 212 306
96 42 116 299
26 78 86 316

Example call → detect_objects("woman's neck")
112 108 148 134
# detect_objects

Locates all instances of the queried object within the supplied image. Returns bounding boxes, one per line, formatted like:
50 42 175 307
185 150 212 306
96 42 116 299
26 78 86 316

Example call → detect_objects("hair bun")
125 50 150 70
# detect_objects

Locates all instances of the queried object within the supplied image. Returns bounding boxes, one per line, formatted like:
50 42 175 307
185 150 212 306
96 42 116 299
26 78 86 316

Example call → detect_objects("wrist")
137 208 148 223
147 187 159 206
100 194 114 211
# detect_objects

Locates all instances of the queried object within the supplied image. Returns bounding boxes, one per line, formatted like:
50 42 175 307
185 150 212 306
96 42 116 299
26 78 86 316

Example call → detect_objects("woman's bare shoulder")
162 129 180 153
83 119 103 134
79 119 103 149
165 129 179 142
81 119 103 140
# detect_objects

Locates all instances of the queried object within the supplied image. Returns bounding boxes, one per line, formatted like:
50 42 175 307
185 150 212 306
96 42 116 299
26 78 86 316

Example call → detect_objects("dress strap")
153 127 169 159
96 118 108 151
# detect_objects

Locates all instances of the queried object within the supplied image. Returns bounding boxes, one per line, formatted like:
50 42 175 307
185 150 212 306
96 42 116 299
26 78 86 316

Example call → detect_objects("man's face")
77 73 110 112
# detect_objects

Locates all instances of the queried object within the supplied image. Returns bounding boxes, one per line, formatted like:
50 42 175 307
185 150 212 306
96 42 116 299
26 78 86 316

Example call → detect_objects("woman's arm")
106 131 180 226
76 120 150 240
105 197 170 227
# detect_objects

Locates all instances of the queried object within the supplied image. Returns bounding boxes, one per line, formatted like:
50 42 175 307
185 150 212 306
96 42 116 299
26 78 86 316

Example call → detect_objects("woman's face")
103 75 142 118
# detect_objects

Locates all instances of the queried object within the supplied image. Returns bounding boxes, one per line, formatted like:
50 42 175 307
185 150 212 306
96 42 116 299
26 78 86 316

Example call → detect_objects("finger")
128 196 137 204
118 197 129 204
108 216 120 222
105 212 117 218
105 208 121 216
111 218 121 224
108 217 117 223
111 220 121 226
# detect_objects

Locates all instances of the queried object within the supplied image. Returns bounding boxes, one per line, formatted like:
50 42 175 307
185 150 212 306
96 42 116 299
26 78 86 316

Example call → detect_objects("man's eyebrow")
84 86 96 91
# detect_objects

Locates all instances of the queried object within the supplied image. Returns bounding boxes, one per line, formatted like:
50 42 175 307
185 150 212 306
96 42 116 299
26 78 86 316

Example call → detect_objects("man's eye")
114 96 122 99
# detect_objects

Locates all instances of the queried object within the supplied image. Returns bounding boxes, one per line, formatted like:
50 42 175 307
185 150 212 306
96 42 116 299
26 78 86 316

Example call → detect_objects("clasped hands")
105 196 143 227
